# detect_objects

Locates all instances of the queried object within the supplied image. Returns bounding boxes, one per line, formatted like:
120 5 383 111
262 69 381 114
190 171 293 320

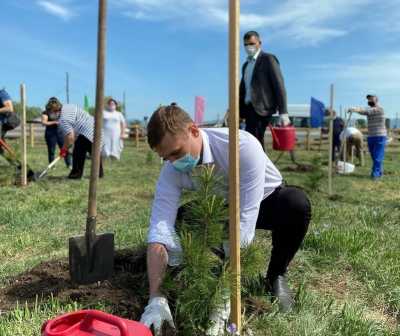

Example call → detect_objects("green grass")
1 141 400 335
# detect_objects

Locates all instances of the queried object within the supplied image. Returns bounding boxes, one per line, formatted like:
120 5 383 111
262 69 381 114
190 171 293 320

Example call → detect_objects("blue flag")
310 97 325 128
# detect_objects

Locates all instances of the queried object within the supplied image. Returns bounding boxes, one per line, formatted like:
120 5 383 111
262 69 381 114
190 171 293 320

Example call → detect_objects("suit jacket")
239 51 288 118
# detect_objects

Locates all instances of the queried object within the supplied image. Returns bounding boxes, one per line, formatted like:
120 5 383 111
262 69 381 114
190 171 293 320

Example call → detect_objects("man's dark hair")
147 104 193 149
244 31 260 41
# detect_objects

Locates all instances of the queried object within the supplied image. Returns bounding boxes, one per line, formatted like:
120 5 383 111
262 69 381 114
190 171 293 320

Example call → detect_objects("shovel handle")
87 0 107 220
81 310 129 336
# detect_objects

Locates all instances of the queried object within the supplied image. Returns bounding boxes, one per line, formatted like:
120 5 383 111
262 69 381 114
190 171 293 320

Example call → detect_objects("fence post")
30 123 35 148
20 84 27 186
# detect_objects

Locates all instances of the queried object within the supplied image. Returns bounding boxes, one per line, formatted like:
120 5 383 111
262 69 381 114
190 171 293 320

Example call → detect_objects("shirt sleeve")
358 107 383 116
147 163 183 252
267 55 288 115
59 106 75 137
238 133 267 246
119 112 126 124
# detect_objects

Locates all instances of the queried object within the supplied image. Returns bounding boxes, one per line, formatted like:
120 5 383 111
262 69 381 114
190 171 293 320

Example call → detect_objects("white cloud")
308 52 400 93
111 0 386 45
37 0 75 21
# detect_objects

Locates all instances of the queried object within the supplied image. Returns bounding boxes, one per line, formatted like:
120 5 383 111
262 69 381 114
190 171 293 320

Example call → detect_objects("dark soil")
0 247 269 335
0 248 148 319
0 247 177 335
282 164 315 173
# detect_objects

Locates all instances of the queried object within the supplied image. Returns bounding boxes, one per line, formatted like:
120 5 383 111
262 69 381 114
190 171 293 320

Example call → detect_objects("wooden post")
20 84 27 186
328 84 334 196
30 123 35 148
134 125 139 148
66 72 70 103
228 0 241 331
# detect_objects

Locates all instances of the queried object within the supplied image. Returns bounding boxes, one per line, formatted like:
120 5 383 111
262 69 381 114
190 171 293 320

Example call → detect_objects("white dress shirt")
147 128 283 260
244 48 262 105
340 127 362 141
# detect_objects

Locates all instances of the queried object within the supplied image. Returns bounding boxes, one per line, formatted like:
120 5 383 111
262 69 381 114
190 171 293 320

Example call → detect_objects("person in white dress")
102 98 126 160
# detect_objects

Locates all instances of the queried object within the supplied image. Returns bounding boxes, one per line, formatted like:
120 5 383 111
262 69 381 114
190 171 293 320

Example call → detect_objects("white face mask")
245 45 258 57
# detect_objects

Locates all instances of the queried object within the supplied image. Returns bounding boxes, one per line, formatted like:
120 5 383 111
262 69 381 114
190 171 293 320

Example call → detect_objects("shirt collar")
199 129 214 165
248 48 262 62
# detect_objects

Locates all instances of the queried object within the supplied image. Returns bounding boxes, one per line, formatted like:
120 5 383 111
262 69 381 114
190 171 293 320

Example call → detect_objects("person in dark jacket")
327 109 345 161
41 97 72 167
239 31 290 149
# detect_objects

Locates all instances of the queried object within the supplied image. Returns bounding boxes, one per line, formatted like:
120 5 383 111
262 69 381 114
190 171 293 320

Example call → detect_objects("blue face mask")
172 153 200 173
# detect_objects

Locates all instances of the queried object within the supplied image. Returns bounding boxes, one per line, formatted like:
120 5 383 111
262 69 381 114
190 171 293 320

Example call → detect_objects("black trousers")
177 185 311 282
243 104 271 149
70 135 103 178
45 127 72 166
256 186 311 281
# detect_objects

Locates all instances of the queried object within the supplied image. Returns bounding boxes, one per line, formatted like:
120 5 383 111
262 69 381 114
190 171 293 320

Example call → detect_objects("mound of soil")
0 248 177 335
0 248 148 318
282 164 315 173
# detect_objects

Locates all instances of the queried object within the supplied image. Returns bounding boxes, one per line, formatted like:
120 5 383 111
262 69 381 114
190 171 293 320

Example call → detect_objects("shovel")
69 0 114 285
0 138 36 181
37 155 62 180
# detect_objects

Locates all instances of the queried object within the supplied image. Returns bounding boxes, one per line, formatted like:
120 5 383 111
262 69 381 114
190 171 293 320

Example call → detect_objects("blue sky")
1 0 400 121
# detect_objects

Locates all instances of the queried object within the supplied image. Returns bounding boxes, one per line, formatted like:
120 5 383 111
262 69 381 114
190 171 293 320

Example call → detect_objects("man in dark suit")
239 31 290 149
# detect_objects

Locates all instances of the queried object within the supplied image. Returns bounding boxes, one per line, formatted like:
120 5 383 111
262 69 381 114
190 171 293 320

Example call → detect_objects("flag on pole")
310 97 325 128
194 96 205 125
84 95 90 112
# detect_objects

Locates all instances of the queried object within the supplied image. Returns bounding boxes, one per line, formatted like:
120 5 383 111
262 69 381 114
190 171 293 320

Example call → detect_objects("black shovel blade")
69 233 114 285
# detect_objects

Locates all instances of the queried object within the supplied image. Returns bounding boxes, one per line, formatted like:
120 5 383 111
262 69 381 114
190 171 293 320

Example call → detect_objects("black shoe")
266 275 295 313
68 171 82 179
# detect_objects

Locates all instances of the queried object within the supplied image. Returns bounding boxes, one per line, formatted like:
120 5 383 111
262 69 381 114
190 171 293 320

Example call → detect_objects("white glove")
279 114 290 126
140 297 175 335
206 292 231 336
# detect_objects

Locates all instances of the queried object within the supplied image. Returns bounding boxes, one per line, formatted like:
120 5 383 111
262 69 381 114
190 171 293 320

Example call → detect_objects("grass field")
0 140 399 335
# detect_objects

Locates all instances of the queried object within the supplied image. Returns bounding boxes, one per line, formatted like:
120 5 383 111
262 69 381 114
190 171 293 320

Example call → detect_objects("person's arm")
238 133 274 246
41 114 59 126
147 164 183 295
63 130 75 149
268 55 288 116
350 107 382 116
120 113 126 138
147 243 169 298
0 100 13 114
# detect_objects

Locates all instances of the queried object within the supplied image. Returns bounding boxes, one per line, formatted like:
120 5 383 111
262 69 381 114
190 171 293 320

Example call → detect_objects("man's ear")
189 123 200 137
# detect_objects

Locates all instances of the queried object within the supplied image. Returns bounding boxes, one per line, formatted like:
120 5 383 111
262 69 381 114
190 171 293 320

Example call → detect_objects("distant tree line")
13 101 42 121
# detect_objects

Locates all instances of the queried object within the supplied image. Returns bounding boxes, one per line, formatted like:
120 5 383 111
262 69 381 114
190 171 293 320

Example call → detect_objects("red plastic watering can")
41 310 152 336
268 124 296 151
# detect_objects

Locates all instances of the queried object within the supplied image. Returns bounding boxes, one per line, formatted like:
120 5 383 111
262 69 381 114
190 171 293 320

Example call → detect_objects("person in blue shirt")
0 89 14 140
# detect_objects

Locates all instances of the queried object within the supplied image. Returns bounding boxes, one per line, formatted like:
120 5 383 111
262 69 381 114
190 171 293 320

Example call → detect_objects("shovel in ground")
69 0 114 285
0 138 36 181
37 155 62 180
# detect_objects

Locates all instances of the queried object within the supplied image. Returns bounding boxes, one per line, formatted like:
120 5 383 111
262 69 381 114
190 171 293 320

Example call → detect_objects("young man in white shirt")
140 104 311 335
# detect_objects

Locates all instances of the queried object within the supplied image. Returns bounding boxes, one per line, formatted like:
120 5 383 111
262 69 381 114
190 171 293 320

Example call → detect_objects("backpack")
1 112 21 132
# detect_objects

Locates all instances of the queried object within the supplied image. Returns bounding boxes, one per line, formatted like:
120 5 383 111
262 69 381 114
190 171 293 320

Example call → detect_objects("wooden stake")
228 0 241 331
30 123 35 148
134 125 139 148
20 84 27 186
328 84 334 195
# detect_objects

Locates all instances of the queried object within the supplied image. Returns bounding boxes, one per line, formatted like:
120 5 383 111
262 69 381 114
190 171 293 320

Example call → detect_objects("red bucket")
268 125 296 151
41 310 152 336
